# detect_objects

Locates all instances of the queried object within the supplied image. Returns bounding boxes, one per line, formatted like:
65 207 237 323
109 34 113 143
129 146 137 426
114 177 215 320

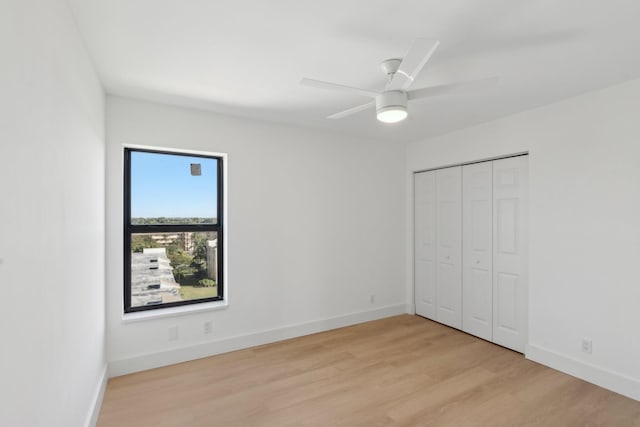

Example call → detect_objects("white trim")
123 143 227 159
525 344 640 401
122 300 228 323
84 364 109 427
412 152 529 174
109 304 407 377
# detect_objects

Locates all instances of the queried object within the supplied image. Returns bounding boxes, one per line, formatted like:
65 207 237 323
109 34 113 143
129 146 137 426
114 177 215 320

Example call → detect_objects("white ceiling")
69 0 640 143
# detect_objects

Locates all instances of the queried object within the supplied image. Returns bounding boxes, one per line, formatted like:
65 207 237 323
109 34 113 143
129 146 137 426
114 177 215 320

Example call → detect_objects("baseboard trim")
85 364 109 427
109 304 407 377
525 344 640 401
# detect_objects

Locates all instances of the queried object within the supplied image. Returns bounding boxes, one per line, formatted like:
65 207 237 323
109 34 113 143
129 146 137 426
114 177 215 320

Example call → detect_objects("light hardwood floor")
98 315 640 426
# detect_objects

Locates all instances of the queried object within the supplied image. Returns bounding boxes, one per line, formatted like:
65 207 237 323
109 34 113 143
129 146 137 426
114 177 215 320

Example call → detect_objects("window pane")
130 231 219 307
130 151 218 225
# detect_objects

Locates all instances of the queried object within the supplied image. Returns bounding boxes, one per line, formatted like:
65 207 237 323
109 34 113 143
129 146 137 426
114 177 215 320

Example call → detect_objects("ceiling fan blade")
327 101 376 119
407 77 499 101
387 39 440 91
300 78 380 98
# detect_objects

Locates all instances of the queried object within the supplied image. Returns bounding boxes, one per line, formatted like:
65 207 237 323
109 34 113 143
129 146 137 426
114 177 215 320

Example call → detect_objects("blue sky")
131 151 218 218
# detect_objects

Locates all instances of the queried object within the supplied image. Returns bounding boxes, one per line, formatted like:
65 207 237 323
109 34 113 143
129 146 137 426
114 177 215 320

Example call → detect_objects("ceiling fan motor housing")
376 90 408 112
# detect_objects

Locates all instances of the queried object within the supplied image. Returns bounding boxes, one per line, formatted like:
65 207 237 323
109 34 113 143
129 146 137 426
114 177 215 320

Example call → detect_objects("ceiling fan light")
376 90 408 124
377 106 408 123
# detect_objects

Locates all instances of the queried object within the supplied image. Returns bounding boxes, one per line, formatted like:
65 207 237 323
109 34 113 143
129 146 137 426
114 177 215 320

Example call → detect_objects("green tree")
131 235 160 253
192 233 208 262
167 246 191 267
173 264 191 283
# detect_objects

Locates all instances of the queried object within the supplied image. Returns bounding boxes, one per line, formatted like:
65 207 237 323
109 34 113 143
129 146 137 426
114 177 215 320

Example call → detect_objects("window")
124 148 224 313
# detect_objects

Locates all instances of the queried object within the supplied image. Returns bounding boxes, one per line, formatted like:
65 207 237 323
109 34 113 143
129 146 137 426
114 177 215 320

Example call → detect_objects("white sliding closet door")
414 171 437 319
462 162 493 341
492 156 528 352
435 167 462 329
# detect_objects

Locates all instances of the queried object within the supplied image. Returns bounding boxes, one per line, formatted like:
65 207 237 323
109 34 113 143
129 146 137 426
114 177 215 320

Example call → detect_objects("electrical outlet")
168 325 178 341
369 294 375 304
204 321 212 334
581 338 592 354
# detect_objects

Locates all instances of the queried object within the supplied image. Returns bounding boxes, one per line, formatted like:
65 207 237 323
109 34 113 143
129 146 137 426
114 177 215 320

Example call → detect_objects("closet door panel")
493 156 528 352
436 167 462 329
414 171 437 319
462 162 493 341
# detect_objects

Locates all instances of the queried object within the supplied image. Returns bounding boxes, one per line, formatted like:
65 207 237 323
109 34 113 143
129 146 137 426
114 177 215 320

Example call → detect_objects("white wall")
0 1 106 426
405 78 640 400
106 97 406 374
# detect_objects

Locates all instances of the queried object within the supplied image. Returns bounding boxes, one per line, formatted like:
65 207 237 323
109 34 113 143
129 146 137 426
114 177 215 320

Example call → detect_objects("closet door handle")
476 260 480 264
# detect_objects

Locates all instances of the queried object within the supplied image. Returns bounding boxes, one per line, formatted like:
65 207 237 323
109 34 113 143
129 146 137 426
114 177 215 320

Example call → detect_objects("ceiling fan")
300 39 498 124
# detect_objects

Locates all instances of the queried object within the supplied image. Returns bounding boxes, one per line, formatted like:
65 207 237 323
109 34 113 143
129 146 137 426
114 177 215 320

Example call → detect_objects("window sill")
122 299 228 323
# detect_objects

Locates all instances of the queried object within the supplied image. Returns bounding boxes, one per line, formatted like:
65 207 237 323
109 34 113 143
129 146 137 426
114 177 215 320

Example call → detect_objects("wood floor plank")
98 315 640 427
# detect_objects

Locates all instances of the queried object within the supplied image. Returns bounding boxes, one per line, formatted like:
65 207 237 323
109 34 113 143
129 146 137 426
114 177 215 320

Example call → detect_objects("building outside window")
124 148 224 313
